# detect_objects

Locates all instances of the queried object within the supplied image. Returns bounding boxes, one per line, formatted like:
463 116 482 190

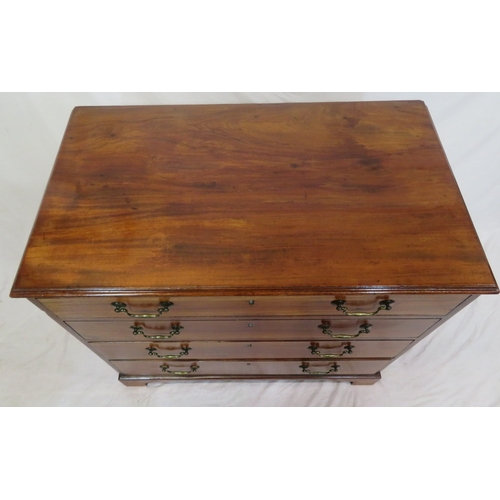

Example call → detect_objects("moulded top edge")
10 283 500 299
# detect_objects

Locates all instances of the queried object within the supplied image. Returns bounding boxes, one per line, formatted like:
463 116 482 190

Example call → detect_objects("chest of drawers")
11 101 498 386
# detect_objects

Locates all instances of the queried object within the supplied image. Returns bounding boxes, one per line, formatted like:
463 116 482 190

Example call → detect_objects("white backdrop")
1 92 499 406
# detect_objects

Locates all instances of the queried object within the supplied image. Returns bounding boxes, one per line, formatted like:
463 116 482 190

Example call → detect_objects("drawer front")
90 339 413 360
112 359 391 377
40 294 469 320
68 317 439 342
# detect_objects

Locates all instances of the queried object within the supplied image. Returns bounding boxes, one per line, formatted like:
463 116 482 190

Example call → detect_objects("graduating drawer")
68 317 438 342
40 294 469 320
112 359 391 377
90 339 413 360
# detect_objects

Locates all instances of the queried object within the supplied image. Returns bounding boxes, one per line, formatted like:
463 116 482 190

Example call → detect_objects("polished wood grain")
67 317 438 342
11 102 498 297
38 294 469 319
89 339 412 360
111 359 391 376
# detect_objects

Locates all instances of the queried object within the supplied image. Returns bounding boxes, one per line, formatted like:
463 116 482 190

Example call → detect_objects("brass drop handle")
160 363 199 375
331 299 394 316
111 301 173 318
308 343 354 358
318 321 372 339
147 345 191 359
300 362 339 375
131 324 184 339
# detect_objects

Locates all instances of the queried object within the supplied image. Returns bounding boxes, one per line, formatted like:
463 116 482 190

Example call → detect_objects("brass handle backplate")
147 345 191 359
308 343 354 358
331 299 394 316
318 321 372 339
111 301 173 318
160 363 199 375
131 324 184 339
300 362 339 375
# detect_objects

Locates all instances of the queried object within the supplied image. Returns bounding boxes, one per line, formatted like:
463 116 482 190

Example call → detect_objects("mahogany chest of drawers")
11 101 498 386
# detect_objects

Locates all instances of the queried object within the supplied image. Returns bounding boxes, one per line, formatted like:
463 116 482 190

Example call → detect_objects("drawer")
68 317 438 341
40 294 469 320
90 339 413 360
112 359 392 377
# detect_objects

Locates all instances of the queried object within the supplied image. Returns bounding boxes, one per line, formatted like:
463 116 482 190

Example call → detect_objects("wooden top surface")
11 101 498 297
